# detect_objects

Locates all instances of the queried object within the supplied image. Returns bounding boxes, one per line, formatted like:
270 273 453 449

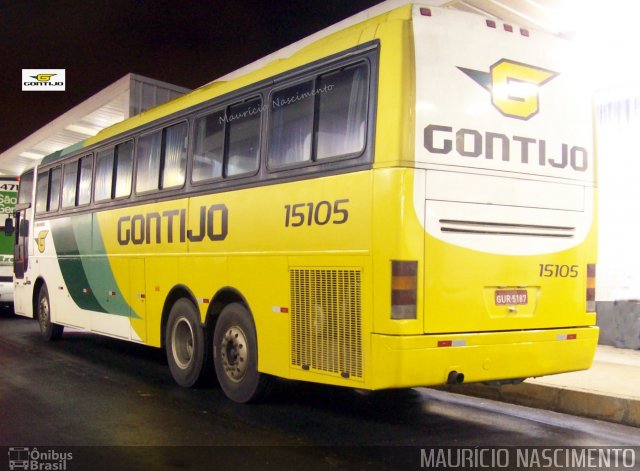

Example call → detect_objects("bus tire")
213 303 272 403
37 283 63 341
165 298 207 388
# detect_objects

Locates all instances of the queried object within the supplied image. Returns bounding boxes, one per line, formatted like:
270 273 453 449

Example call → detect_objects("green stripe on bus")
51 215 139 319
40 141 86 166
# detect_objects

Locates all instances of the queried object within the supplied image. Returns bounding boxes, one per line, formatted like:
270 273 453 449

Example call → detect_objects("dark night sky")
0 0 384 154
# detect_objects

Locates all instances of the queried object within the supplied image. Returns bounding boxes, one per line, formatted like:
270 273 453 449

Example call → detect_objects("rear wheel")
165 298 208 387
213 303 272 403
37 283 63 341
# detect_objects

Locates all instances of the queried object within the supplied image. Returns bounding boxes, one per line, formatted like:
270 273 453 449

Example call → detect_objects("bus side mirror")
19 220 29 238
4 217 14 236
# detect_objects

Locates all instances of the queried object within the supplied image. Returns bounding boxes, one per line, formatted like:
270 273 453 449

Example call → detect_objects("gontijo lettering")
424 124 588 171
117 204 228 245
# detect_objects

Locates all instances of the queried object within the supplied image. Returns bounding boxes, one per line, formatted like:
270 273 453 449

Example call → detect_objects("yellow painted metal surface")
31 4 598 390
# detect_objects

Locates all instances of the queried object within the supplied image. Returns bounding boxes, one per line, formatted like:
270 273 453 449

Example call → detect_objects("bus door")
12 210 29 280
13 171 34 314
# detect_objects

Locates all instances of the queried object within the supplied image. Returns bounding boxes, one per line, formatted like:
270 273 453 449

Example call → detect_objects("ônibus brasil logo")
22 69 66 91
458 59 557 120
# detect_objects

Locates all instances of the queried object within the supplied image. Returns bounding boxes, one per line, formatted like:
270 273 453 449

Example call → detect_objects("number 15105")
284 199 349 227
538 264 578 278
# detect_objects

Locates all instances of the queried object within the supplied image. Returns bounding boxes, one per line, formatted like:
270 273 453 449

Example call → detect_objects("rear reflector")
486 19 496 28
391 261 417 319
557 333 577 341
420 7 431 16
438 339 466 347
586 264 596 312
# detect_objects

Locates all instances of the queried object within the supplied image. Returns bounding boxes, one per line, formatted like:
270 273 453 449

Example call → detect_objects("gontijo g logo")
458 59 557 120
31 74 57 82
22 69 66 91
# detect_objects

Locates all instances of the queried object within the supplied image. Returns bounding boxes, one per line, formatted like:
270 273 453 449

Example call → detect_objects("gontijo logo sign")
22 69 66 91
458 59 557 120
422 59 589 172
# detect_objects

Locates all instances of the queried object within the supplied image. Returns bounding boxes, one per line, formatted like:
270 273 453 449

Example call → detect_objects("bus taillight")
587 264 596 312
391 261 417 319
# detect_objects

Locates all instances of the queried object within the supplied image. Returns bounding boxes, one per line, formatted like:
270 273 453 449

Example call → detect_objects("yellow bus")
10 3 597 403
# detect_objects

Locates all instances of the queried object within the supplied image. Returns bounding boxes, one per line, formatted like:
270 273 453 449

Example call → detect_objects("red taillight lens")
391 261 417 319
586 263 596 312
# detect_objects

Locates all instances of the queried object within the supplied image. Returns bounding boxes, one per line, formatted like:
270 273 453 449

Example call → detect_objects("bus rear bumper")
369 326 599 390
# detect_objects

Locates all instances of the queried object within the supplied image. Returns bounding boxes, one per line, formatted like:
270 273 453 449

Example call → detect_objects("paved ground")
1 312 639 470
445 344 640 427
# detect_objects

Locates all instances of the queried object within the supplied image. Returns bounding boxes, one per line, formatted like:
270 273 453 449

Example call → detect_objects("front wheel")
37 283 63 341
213 303 272 403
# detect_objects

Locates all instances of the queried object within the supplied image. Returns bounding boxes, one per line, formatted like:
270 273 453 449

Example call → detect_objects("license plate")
495 289 528 306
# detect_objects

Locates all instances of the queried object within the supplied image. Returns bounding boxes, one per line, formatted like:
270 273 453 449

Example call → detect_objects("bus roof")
39 0 419 167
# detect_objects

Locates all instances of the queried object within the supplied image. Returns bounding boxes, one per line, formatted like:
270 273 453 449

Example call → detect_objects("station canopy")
0 74 189 176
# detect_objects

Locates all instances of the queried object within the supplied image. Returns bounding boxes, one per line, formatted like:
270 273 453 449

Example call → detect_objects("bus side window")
269 81 314 168
114 140 133 198
136 131 162 193
35 171 49 213
61 161 78 209
48 167 62 212
162 122 188 189
316 63 369 159
137 123 187 192
77 155 93 206
226 98 261 177
95 148 115 202
193 110 225 182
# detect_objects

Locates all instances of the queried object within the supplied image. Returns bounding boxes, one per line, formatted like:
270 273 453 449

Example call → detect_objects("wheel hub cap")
221 326 248 382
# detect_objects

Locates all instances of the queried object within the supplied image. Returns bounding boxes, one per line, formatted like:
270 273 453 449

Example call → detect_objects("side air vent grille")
440 219 575 238
290 269 362 380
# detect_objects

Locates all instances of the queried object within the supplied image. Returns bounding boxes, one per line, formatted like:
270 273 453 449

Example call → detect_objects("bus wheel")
213 303 272 403
165 298 207 388
37 283 63 341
